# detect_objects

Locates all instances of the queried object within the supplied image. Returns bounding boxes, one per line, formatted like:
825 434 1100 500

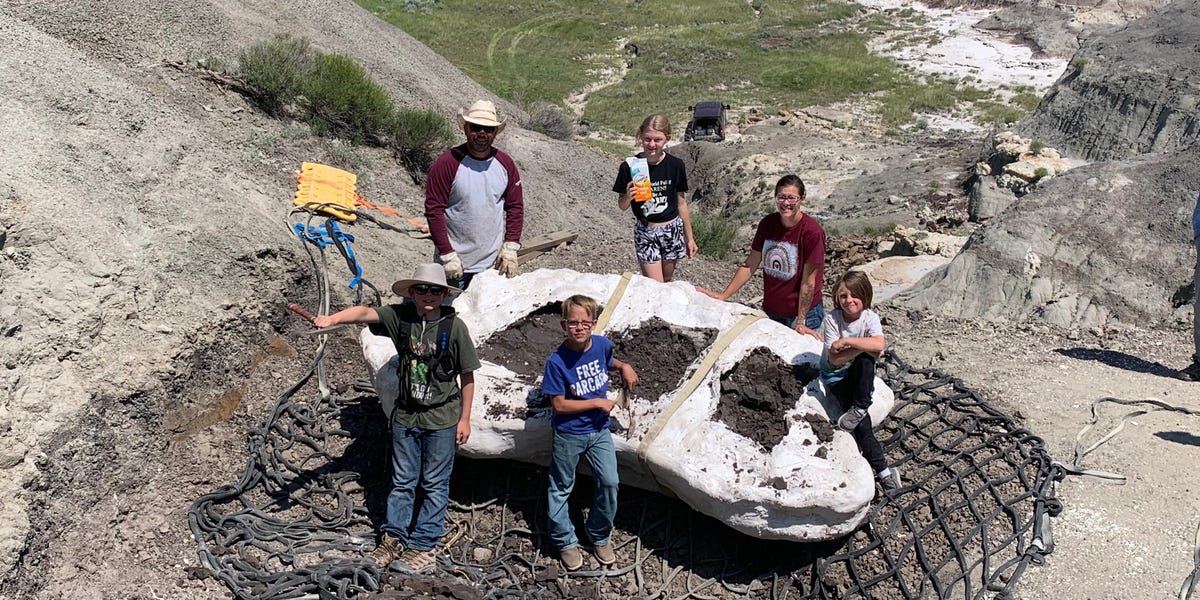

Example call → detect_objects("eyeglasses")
467 123 497 134
411 284 447 295
563 320 595 329
776 194 802 203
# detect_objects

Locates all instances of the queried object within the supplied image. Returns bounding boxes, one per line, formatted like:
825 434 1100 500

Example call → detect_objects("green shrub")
303 53 396 143
863 223 897 237
237 34 317 116
522 101 573 140
1029 139 1045 155
692 213 739 260
388 108 454 174
1070 57 1087 72
1034 167 1050 179
237 35 453 179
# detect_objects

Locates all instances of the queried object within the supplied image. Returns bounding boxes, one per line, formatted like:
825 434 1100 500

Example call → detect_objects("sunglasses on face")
467 123 497 134
411 284 447 295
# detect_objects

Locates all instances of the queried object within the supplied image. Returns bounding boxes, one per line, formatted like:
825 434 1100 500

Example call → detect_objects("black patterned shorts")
634 217 686 264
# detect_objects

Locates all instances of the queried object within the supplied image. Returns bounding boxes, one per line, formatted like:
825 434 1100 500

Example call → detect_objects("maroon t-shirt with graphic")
750 212 825 317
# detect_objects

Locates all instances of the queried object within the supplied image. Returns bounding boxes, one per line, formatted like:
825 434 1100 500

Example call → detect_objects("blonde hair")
637 114 672 139
561 294 601 320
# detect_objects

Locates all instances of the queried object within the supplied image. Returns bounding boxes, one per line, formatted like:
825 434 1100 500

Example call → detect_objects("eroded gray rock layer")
1016 0 1200 161
897 151 1198 328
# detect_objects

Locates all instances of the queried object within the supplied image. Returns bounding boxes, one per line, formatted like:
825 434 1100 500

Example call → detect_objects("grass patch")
862 223 897 236
355 0 942 135
580 137 637 159
692 212 739 260
974 100 1027 125
236 34 451 177
877 76 988 126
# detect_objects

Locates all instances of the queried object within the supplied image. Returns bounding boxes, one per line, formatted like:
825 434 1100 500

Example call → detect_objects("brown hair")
774 174 806 200
561 294 601 320
835 270 874 309
637 115 672 139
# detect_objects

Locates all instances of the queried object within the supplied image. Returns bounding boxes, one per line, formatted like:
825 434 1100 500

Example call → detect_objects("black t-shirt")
613 152 689 224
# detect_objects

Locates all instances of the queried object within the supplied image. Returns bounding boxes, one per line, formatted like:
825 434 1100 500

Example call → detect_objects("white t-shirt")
820 308 883 383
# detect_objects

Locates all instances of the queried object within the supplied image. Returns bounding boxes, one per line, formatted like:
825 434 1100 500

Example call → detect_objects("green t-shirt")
369 303 480 430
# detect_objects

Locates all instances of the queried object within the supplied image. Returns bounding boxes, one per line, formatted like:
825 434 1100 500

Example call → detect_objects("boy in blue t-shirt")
542 295 638 571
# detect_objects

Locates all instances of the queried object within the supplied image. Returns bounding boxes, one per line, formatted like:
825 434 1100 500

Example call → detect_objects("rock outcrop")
898 150 1199 328
0 0 626 589
1016 0 1200 161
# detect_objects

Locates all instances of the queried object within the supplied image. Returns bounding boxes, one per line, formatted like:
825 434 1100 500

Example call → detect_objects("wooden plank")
518 230 577 256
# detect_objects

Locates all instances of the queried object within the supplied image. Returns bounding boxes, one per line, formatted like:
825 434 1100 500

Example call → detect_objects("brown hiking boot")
369 533 404 568
395 547 439 574
560 546 584 571
593 542 615 566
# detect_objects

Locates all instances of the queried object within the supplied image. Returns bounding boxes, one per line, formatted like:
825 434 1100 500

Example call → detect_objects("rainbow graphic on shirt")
762 240 798 280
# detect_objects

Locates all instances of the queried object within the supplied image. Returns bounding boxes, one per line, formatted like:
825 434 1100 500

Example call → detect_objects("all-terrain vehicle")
684 101 730 142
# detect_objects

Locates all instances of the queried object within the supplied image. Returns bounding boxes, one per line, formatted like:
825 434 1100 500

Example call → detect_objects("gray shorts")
634 217 686 264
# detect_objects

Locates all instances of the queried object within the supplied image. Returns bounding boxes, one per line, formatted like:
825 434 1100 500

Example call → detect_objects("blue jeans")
546 429 619 550
767 303 825 331
384 422 457 551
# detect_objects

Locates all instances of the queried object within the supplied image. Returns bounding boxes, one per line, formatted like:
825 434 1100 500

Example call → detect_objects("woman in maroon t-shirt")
697 174 825 339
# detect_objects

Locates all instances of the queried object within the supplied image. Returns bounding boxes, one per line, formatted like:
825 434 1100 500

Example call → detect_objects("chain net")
189 347 1063 600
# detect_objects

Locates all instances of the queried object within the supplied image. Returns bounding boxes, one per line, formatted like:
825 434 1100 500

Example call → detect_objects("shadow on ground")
1154 430 1200 447
1054 347 1178 378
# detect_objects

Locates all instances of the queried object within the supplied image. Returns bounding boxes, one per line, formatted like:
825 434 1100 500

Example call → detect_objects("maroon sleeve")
495 150 524 242
750 215 770 252
424 147 463 254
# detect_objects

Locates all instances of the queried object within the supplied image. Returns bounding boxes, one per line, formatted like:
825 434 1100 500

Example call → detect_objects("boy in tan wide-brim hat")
425 99 524 291
313 263 479 574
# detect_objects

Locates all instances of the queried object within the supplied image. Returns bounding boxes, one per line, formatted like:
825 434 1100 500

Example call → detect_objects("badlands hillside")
1 0 1199 598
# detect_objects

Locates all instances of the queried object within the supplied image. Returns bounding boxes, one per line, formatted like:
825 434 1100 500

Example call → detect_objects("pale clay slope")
2 0 1199 598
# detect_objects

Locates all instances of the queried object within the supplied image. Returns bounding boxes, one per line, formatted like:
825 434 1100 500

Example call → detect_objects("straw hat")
457 99 506 134
390 263 462 297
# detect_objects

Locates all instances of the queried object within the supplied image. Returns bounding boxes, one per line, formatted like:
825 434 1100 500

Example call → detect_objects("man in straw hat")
425 99 524 290
314 263 480 573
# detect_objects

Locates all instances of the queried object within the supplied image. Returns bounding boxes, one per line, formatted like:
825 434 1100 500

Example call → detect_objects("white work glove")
439 252 463 280
493 241 520 278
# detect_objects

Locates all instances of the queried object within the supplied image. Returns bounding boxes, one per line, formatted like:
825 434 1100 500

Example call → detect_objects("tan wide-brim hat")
457 99 506 134
390 263 463 298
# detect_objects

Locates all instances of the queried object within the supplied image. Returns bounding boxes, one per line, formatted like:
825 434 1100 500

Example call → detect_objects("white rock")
359 269 896 541
852 255 951 303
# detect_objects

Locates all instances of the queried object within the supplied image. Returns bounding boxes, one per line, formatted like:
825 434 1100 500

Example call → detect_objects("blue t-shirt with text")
542 335 614 434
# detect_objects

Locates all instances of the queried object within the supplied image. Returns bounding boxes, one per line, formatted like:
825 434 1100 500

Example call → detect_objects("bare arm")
793 262 821 339
827 334 886 366
550 394 616 415
617 181 636 212
612 358 639 390
313 306 379 328
456 371 475 445
676 193 698 258
698 249 762 300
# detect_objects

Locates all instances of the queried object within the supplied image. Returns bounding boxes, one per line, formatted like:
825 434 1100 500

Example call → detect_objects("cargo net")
189 352 1063 599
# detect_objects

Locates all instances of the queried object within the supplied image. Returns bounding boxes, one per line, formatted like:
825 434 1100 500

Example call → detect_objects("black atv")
684 101 730 142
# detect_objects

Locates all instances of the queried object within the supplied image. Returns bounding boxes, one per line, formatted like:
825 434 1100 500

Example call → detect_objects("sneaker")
395 547 438 574
592 542 615 566
369 533 404 568
560 546 584 571
1177 361 1200 382
837 406 868 431
879 468 902 492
